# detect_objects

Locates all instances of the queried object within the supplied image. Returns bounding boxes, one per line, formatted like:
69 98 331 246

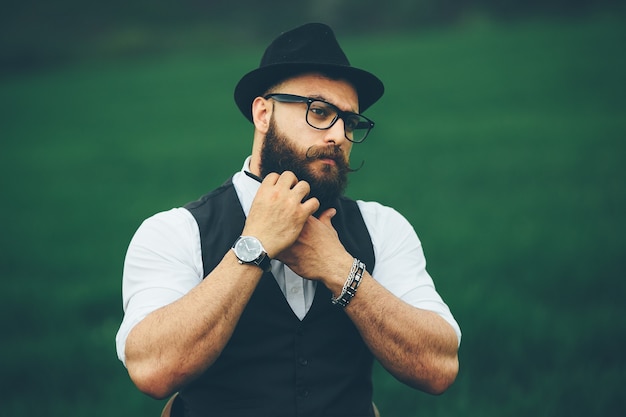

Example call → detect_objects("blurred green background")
1 1 625 416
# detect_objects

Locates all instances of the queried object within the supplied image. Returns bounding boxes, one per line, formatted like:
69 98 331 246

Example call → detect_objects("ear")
251 97 271 134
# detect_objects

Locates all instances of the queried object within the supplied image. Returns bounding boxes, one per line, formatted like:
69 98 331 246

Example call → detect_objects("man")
116 23 461 417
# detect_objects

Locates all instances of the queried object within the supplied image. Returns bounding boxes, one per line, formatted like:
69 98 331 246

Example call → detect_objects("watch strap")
254 253 272 272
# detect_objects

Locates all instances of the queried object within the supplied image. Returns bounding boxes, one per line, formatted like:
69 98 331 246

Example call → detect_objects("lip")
318 158 337 166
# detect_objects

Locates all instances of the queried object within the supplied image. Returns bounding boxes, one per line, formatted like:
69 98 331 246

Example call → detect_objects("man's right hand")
242 171 320 258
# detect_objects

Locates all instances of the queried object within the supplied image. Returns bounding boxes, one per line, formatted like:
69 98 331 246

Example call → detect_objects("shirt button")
290 286 300 294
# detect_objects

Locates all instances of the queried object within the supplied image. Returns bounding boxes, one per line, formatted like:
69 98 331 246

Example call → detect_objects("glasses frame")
264 93 375 143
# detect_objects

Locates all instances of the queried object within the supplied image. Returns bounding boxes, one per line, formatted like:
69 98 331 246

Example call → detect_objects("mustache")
305 145 344 161
305 145 364 172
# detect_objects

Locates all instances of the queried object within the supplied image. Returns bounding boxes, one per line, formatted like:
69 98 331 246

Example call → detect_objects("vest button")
297 388 309 398
298 357 308 366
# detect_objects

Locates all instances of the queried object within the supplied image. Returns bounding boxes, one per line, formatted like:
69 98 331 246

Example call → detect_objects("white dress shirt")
116 157 461 364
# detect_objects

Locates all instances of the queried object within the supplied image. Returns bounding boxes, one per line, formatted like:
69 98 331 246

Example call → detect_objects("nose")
323 117 348 145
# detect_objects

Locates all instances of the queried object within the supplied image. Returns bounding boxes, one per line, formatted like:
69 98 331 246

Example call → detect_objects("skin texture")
124 73 459 399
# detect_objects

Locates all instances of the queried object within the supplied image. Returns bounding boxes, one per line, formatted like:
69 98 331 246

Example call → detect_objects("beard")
260 117 351 213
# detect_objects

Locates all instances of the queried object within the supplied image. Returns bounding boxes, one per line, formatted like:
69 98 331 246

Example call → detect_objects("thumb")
317 208 337 226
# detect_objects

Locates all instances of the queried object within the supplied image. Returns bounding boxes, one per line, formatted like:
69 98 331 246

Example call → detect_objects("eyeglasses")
264 93 375 143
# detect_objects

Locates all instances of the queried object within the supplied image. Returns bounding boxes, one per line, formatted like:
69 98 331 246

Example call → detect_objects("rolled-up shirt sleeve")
115 208 203 365
358 200 462 346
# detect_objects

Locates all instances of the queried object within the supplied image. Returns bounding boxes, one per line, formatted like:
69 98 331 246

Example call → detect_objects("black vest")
181 179 376 417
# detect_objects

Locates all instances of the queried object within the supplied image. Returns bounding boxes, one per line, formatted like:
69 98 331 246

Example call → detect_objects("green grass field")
1 15 625 416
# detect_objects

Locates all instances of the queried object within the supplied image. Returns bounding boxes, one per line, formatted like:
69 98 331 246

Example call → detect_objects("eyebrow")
308 94 358 114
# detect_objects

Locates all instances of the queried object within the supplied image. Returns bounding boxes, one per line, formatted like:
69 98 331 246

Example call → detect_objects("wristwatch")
232 236 272 272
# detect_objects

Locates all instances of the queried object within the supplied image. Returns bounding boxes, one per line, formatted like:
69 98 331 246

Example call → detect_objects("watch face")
234 236 263 262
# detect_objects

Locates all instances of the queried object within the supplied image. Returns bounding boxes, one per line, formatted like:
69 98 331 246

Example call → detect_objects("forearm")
341 273 459 394
282 209 459 393
124 251 263 399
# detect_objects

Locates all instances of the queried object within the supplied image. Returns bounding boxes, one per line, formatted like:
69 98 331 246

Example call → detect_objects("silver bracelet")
331 258 366 307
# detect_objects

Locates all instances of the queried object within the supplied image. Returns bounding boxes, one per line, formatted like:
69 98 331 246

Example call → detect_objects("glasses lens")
306 99 372 143
307 101 337 129
344 116 371 143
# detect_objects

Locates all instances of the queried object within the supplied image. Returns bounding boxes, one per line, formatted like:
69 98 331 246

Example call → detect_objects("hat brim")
234 62 384 122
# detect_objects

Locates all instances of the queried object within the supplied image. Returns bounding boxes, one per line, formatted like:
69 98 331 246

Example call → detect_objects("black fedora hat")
234 23 384 122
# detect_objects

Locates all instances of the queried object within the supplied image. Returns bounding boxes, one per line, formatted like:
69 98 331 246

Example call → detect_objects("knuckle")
265 172 280 181
295 180 310 192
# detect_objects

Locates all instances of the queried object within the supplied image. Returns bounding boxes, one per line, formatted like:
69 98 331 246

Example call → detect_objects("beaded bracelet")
331 258 366 307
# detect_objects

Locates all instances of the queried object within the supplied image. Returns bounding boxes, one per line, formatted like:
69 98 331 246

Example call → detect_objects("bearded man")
116 23 461 417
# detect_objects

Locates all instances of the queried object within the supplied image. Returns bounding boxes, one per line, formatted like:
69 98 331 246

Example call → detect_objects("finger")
276 171 299 188
262 172 280 185
292 179 311 200
317 208 337 226
301 196 320 215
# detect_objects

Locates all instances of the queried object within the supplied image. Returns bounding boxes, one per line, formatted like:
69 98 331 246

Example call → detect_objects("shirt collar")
232 156 260 217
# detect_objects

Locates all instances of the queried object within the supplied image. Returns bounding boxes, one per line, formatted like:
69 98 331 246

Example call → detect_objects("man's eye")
345 117 359 131
310 107 327 116
309 102 335 119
